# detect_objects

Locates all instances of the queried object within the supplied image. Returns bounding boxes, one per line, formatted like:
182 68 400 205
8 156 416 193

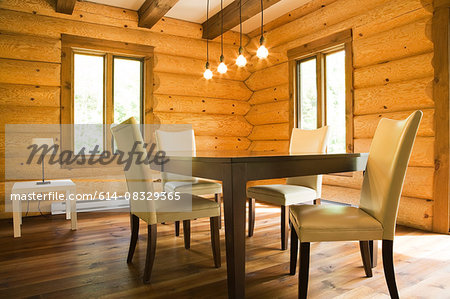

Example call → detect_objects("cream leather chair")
246 126 330 250
156 129 223 232
111 118 221 283
289 111 422 299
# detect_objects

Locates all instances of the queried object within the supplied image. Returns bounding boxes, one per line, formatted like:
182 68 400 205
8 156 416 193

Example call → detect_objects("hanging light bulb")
236 0 247 67
236 51 247 67
257 0 269 59
204 62 213 80
257 37 269 59
218 55 228 74
203 0 213 80
217 0 228 74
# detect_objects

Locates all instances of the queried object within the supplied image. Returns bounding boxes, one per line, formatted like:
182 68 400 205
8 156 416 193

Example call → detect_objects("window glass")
74 53 104 153
298 58 317 130
325 50 346 153
113 57 142 124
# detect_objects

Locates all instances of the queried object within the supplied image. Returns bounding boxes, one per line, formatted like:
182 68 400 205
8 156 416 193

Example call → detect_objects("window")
288 30 353 153
61 35 153 156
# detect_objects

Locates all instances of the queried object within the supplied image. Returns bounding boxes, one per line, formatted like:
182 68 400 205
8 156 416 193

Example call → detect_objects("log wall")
0 0 252 219
244 0 435 231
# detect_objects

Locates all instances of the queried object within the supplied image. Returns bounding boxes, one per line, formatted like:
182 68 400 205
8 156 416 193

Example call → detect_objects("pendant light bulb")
204 62 213 80
236 47 247 67
218 55 227 74
257 36 268 59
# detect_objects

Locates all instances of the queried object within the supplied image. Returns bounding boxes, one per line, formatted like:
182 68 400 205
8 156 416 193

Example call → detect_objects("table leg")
66 192 71 220
67 190 77 230
222 163 247 298
12 197 21 238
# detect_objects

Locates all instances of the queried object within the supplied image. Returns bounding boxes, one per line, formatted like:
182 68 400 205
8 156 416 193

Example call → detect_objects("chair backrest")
360 111 422 240
286 126 330 197
110 117 156 223
155 129 197 184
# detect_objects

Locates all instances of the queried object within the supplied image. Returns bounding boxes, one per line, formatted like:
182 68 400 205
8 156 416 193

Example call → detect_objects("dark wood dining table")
153 151 369 298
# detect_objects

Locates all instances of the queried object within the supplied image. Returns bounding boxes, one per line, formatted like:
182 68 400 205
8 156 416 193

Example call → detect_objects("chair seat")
164 179 222 196
247 184 317 206
135 194 220 224
289 205 383 243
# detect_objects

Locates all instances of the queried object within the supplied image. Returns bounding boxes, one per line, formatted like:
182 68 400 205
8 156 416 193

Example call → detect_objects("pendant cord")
260 0 263 39
206 0 210 63
239 0 242 49
221 0 224 57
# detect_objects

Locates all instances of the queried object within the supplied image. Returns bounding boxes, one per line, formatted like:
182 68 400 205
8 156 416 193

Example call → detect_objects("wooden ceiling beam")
138 0 180 29
202 0 282 40
55 0 76 15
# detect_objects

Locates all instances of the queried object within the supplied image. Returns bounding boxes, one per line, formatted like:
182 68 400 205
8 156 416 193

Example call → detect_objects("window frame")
288 29 354 153
60 35 154 166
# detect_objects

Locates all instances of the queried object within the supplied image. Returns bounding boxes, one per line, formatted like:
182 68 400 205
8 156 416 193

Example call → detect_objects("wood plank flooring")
0 203 449 298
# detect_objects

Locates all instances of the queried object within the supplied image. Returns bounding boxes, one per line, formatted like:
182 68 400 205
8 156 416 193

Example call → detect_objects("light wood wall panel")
245 101 289 125
248 84 289 105
154 112 253 137
0 84 60 107
153 94 250 116
354 77 434 115
353 52 434 88
154 72 252 101
0 58 60 86
248 123 290 141
245 62 289 91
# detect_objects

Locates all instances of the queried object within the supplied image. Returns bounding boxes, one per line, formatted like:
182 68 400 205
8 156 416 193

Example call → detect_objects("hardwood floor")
0 203 449 298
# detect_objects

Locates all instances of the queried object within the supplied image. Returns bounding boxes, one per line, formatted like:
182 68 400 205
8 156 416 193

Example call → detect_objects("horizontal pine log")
354 109 434 138
0 106 60 132
0 84 60 107
354 137 434 167
248 84 289 105
195 136 251 151
354 77 434 115
248 0 432 72
154 112 253 137
353 17 433 68
0 31 61 63
245 62 289 91
0 9 240 62
245 101 290 125
352 0 432 40
153 72 251 101
354 52 434 88
0 0 247 45
248 123 290 141
0 58 60 86
153 53 251 81
153 94 250 116
248 140 289 152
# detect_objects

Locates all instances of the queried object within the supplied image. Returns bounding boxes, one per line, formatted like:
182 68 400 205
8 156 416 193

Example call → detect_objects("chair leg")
359 241 373 277
183 220 191 249
299 242 310 299
382 240 399 299
290 224 298 275
210 216 221 268
215 193 222 229
248 198 255 237
313 198 321 205
281 205 289 250
127 214 139 263
175 221 180 236
143 224 157 284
